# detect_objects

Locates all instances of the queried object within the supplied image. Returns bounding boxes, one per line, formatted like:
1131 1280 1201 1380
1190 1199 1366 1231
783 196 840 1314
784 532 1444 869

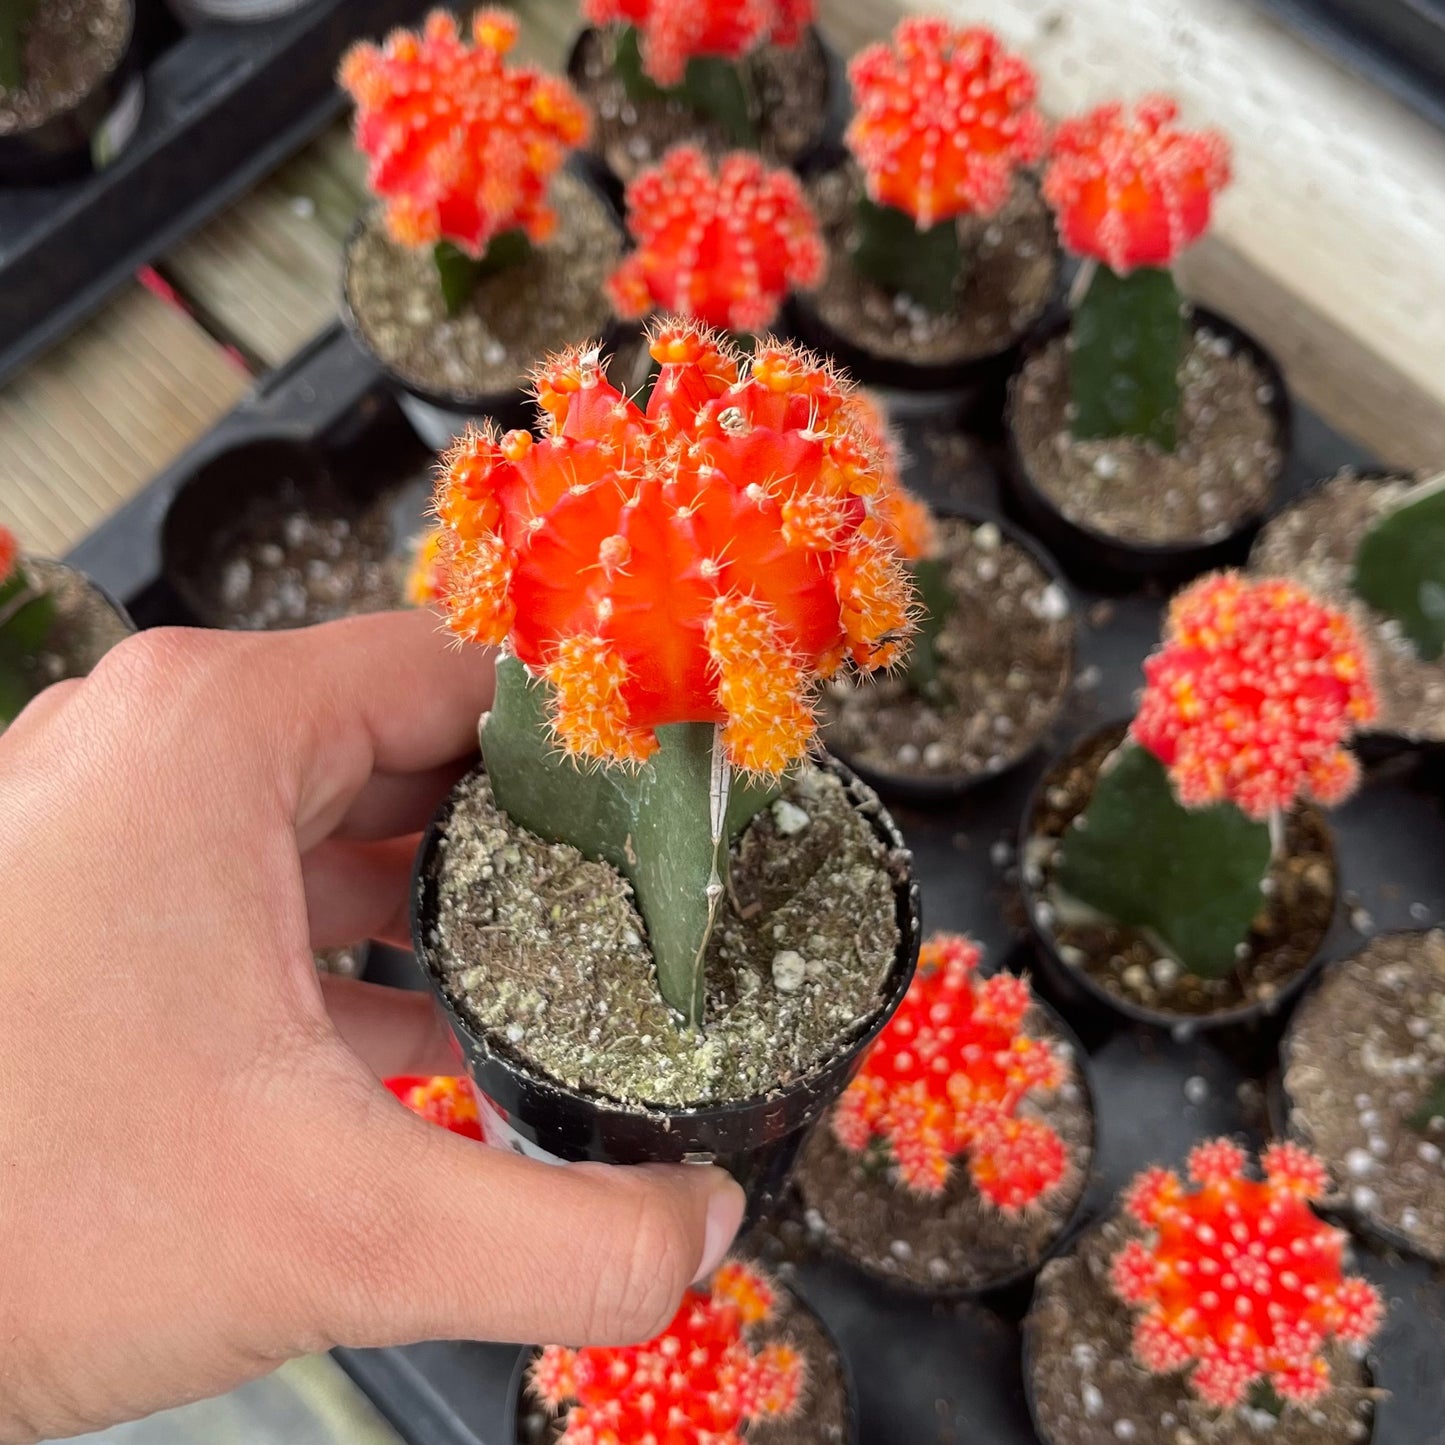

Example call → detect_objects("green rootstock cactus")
611 25 756 147
0 533 55 726
1352 475 1445 663
0 0 36 91
1410 1074 1445 1135
1051 574 1378 981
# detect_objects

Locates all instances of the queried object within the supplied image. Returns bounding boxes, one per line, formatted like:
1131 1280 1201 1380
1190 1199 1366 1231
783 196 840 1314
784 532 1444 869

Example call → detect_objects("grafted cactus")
384 1075 483 1139
1042 96 1232 449
608 146 824 333
844 18 1045 313
1352 471 1445 663
833 933 1068 1209
1111 1139 1382 1410
0 0 36 91
339 10 591 313
0 526 55 725
532 1262 804 1445
433 322 912 1022
1055 572 1377 978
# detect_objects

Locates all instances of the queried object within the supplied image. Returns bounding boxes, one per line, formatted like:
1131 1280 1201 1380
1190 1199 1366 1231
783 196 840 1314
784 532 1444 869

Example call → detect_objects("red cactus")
832 933 1068 1209
583 0 815 88
1132 572 1378 821
846 19 1046 230
1043 95 1231 274
0 526 17 585
433 323 913 776
1111 1139 1383 1409
608 147 825 333
339 10 591 258
384 1075 484 1140
532 1262 804 1445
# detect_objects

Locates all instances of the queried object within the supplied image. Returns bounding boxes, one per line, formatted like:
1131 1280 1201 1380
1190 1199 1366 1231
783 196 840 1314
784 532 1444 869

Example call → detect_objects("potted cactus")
1283 929 1445 1265
787 18 1060 419
1004 96 1291 587
567 0 834 202
412 321 920 1212
0 527 133 727
821 411 1075 802
1027 1140 1383 1444
1252 468 1445 745
339 10 622 449
0 0 143 184
795 932 1094 1297
1021 572 1375 1028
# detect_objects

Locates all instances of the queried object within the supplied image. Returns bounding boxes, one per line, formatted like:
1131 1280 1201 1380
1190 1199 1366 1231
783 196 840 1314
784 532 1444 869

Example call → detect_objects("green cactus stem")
0 561 55 725
0 0 36 92
1070 264 1186 452
480 655 777 1027
613 25 757 148
433 228 533 318
1352 473 1445 663
901 556 954 703
849 195 964 316
1409 1073 1445 1135
1052 741 1271 980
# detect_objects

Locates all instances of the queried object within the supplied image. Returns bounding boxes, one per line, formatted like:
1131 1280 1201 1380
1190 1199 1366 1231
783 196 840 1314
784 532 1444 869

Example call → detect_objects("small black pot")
823 508 1076 809
1002 307 1294 592
1019 720 1333 1037
0 1 144 185
413 756 921 1222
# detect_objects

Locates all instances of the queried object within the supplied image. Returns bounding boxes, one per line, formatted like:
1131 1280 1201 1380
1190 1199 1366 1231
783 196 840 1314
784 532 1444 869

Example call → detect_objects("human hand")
0 610 744 1443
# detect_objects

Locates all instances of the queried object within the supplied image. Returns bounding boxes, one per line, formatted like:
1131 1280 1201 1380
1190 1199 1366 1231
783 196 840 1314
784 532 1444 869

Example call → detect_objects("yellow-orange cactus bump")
433 322 914 773
339 10 591 258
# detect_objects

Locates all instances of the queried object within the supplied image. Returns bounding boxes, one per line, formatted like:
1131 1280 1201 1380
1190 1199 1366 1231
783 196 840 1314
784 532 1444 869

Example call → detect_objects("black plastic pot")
1002 307 1295 593
413 755 921 1222
1019 720 1334 1038
823 508 1077 809
24 557 136 655
796 994 1098 1308
505 1283 860 1445
0 2 144 186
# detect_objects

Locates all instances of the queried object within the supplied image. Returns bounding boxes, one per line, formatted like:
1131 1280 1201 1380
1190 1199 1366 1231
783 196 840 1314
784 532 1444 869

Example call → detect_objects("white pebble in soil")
771 950 807 994
770 799 811 836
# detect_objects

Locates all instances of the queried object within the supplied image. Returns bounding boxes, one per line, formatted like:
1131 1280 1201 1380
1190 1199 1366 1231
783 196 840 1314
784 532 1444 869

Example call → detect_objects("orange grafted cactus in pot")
532 1262 805 1445
1111 1139 1383 1409
608 146 825 333
832 933 1069 1208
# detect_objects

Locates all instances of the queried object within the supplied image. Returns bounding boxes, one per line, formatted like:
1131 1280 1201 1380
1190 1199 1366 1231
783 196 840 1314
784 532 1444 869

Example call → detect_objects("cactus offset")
339 11 590 312
532 1262 804 1445
845 19 1044 313
832 934 1068 1209
608 147 824 333
435 322 911 1022
384 1075 483 1140
1111 1140 1382 1410
1043 96 1232 449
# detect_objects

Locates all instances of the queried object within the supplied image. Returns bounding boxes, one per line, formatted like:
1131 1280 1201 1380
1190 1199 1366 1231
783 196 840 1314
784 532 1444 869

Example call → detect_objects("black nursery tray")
67 324 1445 1445
0 0 435 385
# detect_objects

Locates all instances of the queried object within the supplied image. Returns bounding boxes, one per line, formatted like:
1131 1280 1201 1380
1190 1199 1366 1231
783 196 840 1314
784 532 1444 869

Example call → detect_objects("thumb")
291 1084 747 1351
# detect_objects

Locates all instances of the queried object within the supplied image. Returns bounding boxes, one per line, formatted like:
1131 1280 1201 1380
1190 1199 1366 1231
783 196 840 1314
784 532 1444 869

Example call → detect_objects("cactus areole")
432 321 914 1025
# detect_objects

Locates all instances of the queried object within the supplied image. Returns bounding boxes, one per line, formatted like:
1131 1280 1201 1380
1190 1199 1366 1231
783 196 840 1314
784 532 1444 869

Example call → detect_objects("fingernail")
695 1174 746 1283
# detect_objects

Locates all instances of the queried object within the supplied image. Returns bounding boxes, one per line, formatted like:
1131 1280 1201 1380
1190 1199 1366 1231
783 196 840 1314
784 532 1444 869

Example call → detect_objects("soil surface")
572 26 831 188
1286 930 1445 1263
1251 471 1445 741
1028 1219 1376 1445
821 517 1074 783
345 171 620 401
518 1288 851 1445
0 0 129 133
427 766 902 1108
804 166 1058 366
795 1004 1094 1293
1012 329 1284 546
1026 727 1337 1020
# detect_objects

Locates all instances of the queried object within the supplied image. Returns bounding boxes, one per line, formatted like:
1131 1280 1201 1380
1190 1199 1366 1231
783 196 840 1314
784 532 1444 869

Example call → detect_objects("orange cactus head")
532 1262 805 1445
1111 1140 1383 1409
832 933 1069 1209
339 9 591 258
582 0 815 87
384 1075 483 1140
406 527 448 607
608 147 825 333
848 394 939 565
0 526 17 585
846 18 1046 229
1132 572 1378 820
1043 95 1232 273
432 322 914 776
